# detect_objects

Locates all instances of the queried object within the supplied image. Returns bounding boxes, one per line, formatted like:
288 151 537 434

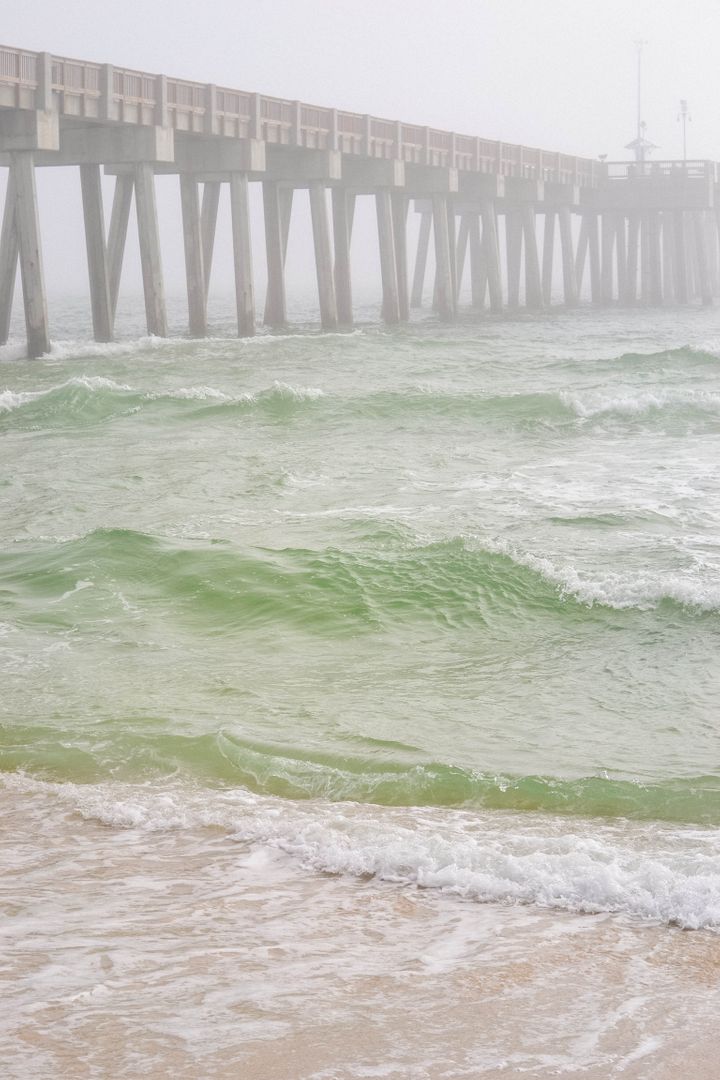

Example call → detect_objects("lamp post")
625 41 656 169
634 39 647 156
677 99 691 162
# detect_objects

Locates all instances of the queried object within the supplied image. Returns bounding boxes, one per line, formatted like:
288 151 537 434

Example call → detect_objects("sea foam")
4 774 720 931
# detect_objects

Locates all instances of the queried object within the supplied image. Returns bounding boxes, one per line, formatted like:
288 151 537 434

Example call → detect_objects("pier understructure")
1 46 718 357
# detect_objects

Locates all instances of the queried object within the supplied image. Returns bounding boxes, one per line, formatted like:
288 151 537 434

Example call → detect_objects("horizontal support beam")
0 123 173 166
260 145 341 182
338 156 404 191
0 108 59 152
404 163 458 195
457 172 504 200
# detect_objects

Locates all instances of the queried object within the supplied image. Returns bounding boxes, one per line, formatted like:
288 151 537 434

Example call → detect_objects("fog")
2 0 720 310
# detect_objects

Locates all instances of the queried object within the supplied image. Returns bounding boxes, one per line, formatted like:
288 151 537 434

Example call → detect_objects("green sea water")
2 301 720 834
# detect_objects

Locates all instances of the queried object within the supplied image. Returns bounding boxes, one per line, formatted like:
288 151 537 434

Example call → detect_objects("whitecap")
4 774 720 931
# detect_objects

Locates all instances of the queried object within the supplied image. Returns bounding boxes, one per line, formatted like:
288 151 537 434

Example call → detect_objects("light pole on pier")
634 38 647 153
677 99 691 161
625 40 657 167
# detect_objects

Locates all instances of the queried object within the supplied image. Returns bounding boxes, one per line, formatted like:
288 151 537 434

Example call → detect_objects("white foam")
262 380 325 401
4 774 720 931
0 375 132 412
154 385 230 401
560 387 720 418
0 388 44 412
51 580 94 604
46 336 169 361
480 536 720 612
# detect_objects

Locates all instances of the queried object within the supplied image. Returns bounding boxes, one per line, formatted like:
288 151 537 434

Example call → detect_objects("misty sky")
3 0 720 312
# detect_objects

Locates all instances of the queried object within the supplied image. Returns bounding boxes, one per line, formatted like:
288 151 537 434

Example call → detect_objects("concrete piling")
431 192 454 321
309 181 338 330
107 174 134 321
0 167 18 346
134 162 167 337
179 174 207 336
263 180 287 328
331 187 354 327
13 152 50 357
229 171 255 336
410 211 432 309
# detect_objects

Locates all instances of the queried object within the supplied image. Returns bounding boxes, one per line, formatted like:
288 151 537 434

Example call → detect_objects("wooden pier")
1 45 719 356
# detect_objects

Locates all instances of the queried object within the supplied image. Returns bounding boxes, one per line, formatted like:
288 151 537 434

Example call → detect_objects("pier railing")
605 160 718 182
0 42 602 187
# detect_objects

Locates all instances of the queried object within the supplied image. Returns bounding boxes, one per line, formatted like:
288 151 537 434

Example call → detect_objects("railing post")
450 132 456 169
204 83 217 136
495 141 503 174
363 114 372 157
424 126 431 166
36 52 53 112
100 64 114 122
474 136 481 172
395 120 402 160
154 74 168 127
329 108 338 151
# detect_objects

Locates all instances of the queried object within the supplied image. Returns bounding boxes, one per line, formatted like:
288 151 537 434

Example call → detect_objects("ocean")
2 297 720 1078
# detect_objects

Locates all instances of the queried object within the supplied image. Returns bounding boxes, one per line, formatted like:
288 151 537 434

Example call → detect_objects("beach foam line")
4 773 719 930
